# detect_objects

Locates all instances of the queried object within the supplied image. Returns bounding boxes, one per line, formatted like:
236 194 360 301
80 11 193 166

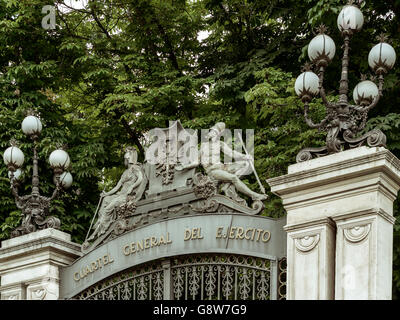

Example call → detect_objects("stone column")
267 147 400 300
0 228 81 300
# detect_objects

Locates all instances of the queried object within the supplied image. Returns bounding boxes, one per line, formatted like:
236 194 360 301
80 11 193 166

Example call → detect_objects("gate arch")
60 214 286 300
72 253 287 300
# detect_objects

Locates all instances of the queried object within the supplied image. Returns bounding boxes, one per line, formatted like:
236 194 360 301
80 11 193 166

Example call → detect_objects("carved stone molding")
31 288 47 300
190 195 264 215
294 234 320 252
192 173 217 199
343 223 371 243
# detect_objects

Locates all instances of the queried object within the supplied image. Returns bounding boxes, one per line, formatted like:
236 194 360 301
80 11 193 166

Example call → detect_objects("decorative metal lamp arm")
302 66 330 129
48 179 62 202
352 74 384 113
9 173 22 202
364 74 385 112
318 67 332 107
304 103 329 129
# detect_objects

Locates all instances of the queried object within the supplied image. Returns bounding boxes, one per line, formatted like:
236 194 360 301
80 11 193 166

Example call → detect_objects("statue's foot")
252 193 268 201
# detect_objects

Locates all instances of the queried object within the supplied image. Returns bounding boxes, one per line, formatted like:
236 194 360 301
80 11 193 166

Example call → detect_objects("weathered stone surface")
267 146 400 300
83 121 268 253
0 228 81 300
59 213 286 299
284 218 335 300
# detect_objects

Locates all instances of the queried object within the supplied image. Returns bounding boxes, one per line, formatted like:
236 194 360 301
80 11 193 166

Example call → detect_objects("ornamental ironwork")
278 257 287 300
71 254 286 300
3 111 73 238
295 1 396 162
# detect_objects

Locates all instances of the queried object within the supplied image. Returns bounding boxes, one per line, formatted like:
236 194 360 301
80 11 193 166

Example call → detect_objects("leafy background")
1 0 400 297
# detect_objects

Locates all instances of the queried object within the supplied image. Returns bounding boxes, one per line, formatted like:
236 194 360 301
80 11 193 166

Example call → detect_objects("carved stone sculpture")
200 122 267 201
145 121 197 195
87 148 147 242
83 121 269 252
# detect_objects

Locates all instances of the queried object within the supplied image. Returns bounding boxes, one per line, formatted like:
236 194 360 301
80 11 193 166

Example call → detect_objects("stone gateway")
60 214 286 299
1 121 400 301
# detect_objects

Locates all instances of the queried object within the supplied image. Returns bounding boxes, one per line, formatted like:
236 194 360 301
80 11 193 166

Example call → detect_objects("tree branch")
114 110 145 159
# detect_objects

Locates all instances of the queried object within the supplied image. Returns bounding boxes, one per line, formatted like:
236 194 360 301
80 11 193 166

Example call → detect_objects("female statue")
87 147 147 241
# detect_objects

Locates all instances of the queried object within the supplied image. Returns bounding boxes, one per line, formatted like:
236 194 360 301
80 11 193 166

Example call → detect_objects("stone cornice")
0 276 59 292
283 178 397 211
0 236 82 265
284 217 336 232
331 207 396 225
267 147 400 196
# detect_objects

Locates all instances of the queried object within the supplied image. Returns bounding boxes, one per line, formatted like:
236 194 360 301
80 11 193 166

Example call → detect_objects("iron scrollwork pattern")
72 254 286 300
73 261 164 300
278 258 287 300
171 254 277 300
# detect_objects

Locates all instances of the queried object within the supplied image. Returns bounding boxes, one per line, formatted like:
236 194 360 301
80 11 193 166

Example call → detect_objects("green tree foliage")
1 0 400 296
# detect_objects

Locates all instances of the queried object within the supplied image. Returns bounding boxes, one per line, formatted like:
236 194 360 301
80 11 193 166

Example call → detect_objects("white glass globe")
49 149 70 170
353 80 379 105
3 146 24 168
337 5 364 32
368 42 396 73
295 71 320 97
308 34 336 64
59 171 73 189
21 115 42 136
8 168 23 181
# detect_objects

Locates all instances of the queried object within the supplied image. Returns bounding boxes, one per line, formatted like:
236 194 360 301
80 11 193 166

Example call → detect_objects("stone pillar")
267 147 400 300
284 218 336 299
333 209 395 299
0 228 81 300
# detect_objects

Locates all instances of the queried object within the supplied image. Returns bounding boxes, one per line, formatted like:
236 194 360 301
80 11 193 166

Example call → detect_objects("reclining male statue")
200 122 267 201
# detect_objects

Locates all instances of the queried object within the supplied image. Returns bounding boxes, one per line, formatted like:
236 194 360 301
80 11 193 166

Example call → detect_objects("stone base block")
0 228 81 300
267 147 400 300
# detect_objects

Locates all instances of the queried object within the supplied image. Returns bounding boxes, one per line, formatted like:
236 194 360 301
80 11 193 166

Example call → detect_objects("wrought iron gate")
72 254 286 300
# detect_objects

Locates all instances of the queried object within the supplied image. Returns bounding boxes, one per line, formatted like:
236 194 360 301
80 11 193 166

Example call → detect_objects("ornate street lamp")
3 111 73 238
295 1 396 162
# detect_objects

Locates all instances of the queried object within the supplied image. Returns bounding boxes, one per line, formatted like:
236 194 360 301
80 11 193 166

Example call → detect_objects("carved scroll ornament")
294 234 320 252
343 223 371 243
